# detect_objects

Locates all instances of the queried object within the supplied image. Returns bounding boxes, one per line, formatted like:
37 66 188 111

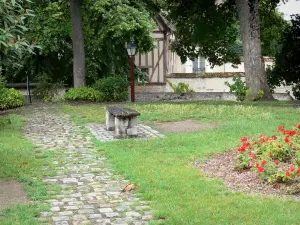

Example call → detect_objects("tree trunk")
235 0 274 100
70 0 85 87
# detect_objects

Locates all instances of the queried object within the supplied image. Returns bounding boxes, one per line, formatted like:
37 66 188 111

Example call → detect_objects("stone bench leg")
127 116 138 137
106 112 115 131
115 117 129 138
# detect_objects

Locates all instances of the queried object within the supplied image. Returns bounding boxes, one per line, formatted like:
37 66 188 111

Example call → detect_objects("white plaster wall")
175 59 274 73
166 77 294 97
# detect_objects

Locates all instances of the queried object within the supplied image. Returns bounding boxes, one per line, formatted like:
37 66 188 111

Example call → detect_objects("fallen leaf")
122 183 140 192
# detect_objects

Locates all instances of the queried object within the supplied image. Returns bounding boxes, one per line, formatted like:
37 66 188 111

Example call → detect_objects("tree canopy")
163 0 285 99
0 0 36 69
4 0 156 85
268 15 300 98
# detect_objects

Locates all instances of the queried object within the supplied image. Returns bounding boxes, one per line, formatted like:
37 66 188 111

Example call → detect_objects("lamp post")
127 42 137 102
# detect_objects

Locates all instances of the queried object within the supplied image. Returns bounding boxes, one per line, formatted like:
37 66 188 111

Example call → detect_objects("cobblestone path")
22 104 153 225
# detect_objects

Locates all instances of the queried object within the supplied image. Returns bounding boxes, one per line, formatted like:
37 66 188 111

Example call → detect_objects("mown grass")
65 101 300 224
0 115 56 225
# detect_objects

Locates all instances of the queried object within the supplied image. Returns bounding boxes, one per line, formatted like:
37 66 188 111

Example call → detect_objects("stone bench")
105 106 141 138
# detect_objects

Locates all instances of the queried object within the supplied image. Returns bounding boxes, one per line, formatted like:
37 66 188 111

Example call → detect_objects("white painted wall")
176 59 274 74
166 77 293 97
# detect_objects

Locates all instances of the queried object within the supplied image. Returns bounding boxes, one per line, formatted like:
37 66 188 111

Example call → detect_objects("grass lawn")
65 101 300 224
0 115 56 225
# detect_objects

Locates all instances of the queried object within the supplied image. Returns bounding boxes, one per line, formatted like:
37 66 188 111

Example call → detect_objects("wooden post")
130 56 135 102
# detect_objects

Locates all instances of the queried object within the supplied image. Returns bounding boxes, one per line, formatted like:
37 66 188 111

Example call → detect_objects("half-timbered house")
135 16 177 84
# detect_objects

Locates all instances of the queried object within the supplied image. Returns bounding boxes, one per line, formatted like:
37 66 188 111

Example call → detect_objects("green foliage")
134 68 149 84
64 87 103 102
268 15 300 99
163 0 285 66
0 0 37 68
5 0 156 86
94 76 129 102
292 84 300 100
168 81 195 93
83 0 155 82
164 0 241 66
254 90 265 101
225 76 248 101
32 75 65 102
0 86 25 110
259 6 288 57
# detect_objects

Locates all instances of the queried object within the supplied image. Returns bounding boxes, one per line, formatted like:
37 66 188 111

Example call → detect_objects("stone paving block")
55 221 69 225
125 212 142 218
87 214 102 219
78 209 95 214
40 211 53 217
53 216 70 221
73 214 88 221
105 212 120 218
51 207 61 212
58 211 73 216
64 206 79 210
99 208 113 213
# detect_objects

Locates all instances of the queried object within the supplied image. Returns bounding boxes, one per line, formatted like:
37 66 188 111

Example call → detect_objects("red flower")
256 163 260 168
285 130 297 136
278 145 282 149
269 153 273 157
272 135 277 140
261 160 267 166
258 167 265 173
289 142 293 147
296 124 300 129
297 147 300 151
278 126 285 132
286 171 291 177
274 160 279 165
297 168 300 174
285 136 290 143
238 146 246 152
250 154 257 159
288 166 295 172
240 136 248 142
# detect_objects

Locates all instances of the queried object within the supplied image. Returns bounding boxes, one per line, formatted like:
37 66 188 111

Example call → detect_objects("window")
193 56 206 73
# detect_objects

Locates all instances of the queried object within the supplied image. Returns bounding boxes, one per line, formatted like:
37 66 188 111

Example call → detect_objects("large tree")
70 0 85 87
164 0 282 99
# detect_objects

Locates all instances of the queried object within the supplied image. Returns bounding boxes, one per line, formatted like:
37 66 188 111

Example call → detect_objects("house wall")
174 58 274 74
135 32 166 83
136 76 294 98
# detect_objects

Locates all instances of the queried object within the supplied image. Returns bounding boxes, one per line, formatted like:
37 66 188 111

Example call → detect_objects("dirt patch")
153 120 218 133
0 180 30 211
198 150 300 201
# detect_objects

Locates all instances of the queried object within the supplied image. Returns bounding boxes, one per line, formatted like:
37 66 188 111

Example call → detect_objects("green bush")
292 84 300 100
64 87 103 102
33 77 65 102
168 81 195 93
0 88 25 110
94 76 129 102
225 76 249 101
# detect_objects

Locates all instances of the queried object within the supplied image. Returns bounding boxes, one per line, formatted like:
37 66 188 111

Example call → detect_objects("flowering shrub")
236 124 300 186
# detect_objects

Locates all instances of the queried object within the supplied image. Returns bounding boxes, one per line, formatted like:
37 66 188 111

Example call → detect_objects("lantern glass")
127 42 137 56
